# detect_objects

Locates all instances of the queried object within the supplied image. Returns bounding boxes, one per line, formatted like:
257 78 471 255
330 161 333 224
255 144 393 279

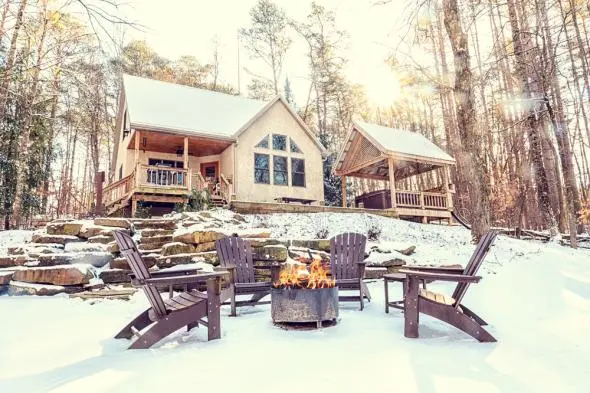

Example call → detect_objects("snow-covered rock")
12 264 94 286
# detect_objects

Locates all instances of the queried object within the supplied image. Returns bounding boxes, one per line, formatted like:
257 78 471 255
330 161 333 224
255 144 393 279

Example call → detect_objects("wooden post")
94 171 105 216
342 175 347 207
442 166 453 210
388 157 397 209
183 136 188 169
131 197 137 218
134 130 140 165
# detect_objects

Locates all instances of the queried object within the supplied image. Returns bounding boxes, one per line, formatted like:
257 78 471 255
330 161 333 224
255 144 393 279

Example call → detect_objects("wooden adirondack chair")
330 232 371 310
215 236 281 316
398 230 499 342
113 230 225 349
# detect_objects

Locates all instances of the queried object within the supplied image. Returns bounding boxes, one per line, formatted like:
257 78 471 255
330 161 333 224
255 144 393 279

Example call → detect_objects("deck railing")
104 172 135 206
136 165 191 189
220 174 232 202
395 190 448 210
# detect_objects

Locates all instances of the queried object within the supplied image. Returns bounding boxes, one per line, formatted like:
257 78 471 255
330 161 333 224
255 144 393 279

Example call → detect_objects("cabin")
104 75 326 216
333 121 456 223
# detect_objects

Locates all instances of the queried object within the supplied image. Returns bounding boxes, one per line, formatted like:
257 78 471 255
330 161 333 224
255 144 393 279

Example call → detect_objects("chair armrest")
137 272 228 287
214 265 236 284
398 269 481 283
151 267 202 278
401 265 464 274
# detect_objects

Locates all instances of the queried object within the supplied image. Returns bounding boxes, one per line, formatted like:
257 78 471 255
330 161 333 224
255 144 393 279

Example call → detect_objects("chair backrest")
451 230 499 306
215 236 255 284
113 230 167 318
330 232 367 280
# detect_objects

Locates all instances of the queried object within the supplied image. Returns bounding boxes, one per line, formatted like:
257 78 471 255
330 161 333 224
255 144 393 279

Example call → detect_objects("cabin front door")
200 161 219 184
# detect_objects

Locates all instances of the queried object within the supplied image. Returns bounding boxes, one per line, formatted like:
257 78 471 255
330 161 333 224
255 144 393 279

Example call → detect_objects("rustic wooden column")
131 197 137 218
388 157 397 209
342 175 347 207
183 136 189 169
442 166 453 210
134 130 140 187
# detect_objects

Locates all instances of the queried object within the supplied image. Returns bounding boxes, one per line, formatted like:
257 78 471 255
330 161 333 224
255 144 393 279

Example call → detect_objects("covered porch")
104 129 235 216
334 122 456 223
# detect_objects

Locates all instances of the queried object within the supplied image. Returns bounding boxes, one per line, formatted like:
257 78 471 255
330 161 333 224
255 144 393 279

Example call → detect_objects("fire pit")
271 257 338 328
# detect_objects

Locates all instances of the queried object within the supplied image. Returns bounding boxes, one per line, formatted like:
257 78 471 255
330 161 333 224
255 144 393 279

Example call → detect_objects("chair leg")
420 301 496 343
362 281 372 302
460 304 488 326
250 292 268 304
384 279 389 314
115 310 151 339
404 276 420 338
207 278 222 341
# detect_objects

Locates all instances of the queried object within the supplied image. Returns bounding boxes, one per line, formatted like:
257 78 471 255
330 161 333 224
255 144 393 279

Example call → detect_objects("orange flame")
273 256 335 289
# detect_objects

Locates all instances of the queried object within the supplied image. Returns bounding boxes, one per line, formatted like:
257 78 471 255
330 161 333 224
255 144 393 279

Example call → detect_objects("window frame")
254 153 270 184
255 135 269 149
272 134 287 151
273 155 289 186
291 158 306 188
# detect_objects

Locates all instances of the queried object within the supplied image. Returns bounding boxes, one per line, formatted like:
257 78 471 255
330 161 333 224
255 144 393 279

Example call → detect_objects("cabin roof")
123 74 269 139
354 121 455 163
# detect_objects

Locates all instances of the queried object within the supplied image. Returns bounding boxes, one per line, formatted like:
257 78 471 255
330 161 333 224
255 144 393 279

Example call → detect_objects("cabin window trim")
273 155 288 186
255 135 269 149
289 138 302 153
254 153 270 184
291 158 306 188
272 134 287 151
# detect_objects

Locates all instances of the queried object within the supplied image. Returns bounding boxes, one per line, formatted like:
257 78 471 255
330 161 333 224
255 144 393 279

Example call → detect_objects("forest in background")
0 0 589 246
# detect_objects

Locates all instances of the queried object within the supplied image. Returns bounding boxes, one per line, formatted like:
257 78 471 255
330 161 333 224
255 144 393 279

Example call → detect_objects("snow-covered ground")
1 214 590 393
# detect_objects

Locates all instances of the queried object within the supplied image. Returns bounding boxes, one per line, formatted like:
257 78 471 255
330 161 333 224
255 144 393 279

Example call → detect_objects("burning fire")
273 256 336 289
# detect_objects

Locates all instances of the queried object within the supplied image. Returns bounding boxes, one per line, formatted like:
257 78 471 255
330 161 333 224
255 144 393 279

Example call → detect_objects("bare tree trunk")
0 0 28 118
442 0 490 240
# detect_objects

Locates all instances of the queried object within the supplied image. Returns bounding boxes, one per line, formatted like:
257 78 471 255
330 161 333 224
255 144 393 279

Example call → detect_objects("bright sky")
121 0 411 107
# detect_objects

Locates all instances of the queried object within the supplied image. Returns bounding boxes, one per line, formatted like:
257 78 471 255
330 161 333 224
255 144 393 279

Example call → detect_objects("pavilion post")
342 175 347 207
183 136 189 188
388 157 397 209
442 165 453 210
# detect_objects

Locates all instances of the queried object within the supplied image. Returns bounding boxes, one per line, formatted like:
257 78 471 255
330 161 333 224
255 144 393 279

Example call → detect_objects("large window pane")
273 156 288 185
291 158 305 187
254 153 270 184
272 134 287 151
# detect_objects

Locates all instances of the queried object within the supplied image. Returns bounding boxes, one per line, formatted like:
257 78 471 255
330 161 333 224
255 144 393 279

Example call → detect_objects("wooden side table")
384 273 426 313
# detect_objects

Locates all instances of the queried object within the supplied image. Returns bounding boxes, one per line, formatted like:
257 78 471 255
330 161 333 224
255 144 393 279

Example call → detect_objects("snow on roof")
123 75 270 139
355 121 455 163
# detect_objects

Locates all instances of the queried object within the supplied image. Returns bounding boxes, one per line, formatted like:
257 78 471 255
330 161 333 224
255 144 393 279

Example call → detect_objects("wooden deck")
103 165 232 216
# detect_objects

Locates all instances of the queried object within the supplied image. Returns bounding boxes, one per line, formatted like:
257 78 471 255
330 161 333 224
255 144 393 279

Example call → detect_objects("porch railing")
220 174 233 202
136 164 191 189
104 172 135 206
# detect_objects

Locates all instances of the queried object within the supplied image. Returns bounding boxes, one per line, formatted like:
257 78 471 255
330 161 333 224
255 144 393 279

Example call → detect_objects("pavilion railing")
395 190 448 210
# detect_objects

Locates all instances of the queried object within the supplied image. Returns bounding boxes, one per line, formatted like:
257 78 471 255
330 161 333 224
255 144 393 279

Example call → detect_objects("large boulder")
0 255 27 268
31 233 80 245
161 242 196 256
46 221 85 236
133 219 177 230
87 235 113 244
110 256 155 270
94 217 133 229
243 238 288 248
8 281 66 296
79 225 109 239
13 264 94 286
106 242 120 253
141 228 174 237
194 241 216 253
157 252 219 268
172 226 227 245
234 228 271 239
288 246 330 263
252 245 288 262
38 252 113 268
64 242 106 253
290 239 331 252
99 269 131 284
140 234 173 244
0 271 14 285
